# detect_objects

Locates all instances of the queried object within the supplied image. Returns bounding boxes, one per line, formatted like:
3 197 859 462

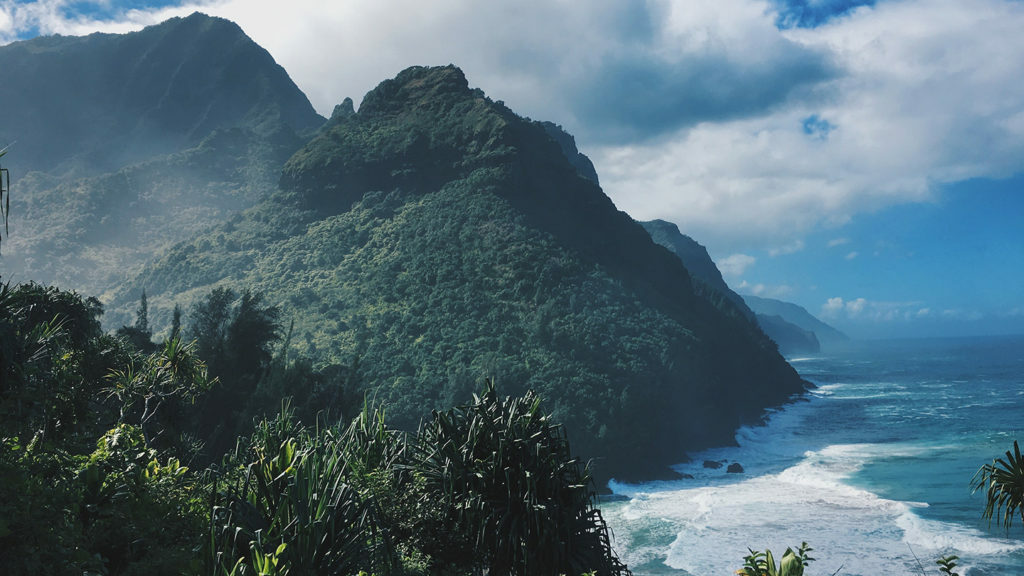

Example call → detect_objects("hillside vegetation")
116 65 807 480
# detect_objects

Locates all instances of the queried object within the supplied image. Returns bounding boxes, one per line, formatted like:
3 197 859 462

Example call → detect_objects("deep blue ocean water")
601 335 1024 576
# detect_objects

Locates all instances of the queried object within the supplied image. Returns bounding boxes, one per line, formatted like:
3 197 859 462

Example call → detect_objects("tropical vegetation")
735 542 813 576
0 280 630 575
972 440 1024 531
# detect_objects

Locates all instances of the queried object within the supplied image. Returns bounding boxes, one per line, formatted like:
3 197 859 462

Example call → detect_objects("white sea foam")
605 442 1024 576
810 383 844 396
896 512 1024 556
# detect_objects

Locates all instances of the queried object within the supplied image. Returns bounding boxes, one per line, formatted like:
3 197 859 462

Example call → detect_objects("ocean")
601 335 1024 576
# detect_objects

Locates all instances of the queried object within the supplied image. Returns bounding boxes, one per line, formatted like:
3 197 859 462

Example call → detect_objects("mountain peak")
166 11 238 31
0 11 323 175
358 65 477 117
331 97 356 120
644 218 682 236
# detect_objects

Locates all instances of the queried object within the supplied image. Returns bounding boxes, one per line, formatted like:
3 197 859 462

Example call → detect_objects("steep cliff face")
538 121 600 184
121 65 806 481
1 13 325 294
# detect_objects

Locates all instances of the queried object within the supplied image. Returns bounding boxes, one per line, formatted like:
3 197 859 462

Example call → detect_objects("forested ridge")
115 65 807 482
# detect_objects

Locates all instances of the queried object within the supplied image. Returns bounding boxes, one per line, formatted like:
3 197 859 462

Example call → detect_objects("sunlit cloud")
737 280 793 299
718 253 757 278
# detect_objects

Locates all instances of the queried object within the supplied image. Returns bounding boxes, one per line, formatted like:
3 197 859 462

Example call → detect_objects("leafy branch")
971 440 1024 531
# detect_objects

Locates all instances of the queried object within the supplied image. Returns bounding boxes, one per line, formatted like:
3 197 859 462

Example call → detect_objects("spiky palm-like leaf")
736 543 814 576
972 440 1024 531
414 381 630 576
209 403 394 576
936 554 960 576
104 336 213 445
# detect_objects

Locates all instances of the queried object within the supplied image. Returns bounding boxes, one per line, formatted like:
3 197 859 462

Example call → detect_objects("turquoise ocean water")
602 335 1024 575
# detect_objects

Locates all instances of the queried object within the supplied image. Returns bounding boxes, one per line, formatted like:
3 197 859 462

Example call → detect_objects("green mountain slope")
116 65 806 480
0 13 324 294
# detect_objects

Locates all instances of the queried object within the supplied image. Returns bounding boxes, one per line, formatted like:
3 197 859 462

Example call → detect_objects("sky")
1 0 1022 338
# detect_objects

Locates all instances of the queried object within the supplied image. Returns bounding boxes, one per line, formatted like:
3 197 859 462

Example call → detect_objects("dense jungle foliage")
0 280 629 575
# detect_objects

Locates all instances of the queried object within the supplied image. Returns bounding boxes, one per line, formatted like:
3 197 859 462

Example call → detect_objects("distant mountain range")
642 219 835 354
742 294 849 348
1 14 809 481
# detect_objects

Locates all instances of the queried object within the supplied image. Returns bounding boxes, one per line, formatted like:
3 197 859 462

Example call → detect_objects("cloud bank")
3 0 1024 258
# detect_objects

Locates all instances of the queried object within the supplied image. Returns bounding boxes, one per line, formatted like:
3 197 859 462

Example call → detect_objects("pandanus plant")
972 440 1024 531
413 381 630 576
208 402 395 576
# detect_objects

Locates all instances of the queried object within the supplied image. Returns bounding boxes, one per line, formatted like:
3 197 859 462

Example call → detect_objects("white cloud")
845 251 858 260
593 0 1024 251
737 280 792 299
717 253 756 277
941 308 985 321
845 297 867 317
827 237 850 248
822 296 940 323
822 296 845 317
0 0 183 42
3 0 1024 255
768 239 805 257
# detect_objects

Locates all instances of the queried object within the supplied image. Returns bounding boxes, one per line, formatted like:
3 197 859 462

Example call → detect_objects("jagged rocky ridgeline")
118 63 807 481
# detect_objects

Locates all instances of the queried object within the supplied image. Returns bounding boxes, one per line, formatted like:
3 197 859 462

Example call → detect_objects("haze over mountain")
743 294 848 347
642 219 821 355
0 13 324 293
106 64 806 479
0 12 321 176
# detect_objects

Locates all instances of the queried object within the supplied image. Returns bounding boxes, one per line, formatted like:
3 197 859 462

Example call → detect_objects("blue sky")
2 0 1022 338
727 176 1024 338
